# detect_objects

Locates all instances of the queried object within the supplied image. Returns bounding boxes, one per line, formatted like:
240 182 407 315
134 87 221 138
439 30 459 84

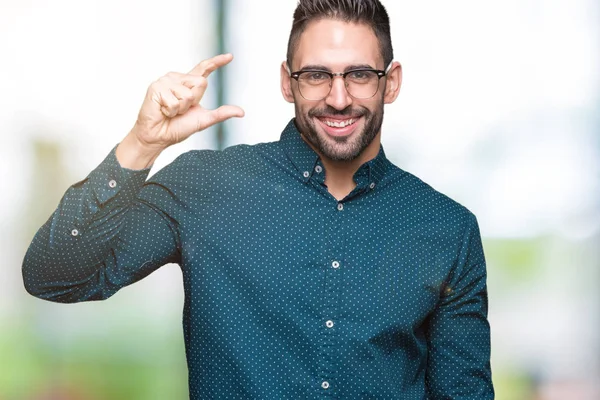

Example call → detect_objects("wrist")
116 129 164 170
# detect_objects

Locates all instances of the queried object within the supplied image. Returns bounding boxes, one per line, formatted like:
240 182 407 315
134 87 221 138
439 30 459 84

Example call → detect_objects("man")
23 0 494 398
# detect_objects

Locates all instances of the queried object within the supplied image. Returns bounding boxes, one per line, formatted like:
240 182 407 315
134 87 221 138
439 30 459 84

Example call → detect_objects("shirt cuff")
87 145 151 206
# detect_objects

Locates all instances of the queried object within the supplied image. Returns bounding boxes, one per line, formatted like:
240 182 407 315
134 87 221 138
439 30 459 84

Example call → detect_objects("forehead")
293 19 382 70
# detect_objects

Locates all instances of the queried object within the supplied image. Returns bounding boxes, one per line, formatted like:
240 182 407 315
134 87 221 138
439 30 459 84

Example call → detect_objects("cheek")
294 100 315 119
293 100 305 118
353 100 380 118
365 96 385 115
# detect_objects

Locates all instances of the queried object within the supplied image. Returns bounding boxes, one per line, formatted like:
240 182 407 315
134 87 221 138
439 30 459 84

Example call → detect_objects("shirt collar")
279 118 390 185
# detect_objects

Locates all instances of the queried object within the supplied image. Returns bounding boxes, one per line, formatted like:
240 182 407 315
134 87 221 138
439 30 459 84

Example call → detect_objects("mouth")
316 116 361 137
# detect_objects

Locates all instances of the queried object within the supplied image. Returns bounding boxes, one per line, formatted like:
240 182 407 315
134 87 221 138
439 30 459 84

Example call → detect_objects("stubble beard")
295 102 384 162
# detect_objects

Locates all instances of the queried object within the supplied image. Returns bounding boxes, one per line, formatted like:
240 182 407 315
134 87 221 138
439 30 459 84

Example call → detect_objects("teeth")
324 118 355 128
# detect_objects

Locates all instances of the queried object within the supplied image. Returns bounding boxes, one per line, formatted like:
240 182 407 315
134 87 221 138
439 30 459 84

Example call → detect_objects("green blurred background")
1 0 598 399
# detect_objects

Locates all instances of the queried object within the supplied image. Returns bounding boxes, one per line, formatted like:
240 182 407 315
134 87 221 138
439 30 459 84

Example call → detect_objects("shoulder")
384 164 477 231
134 141 278 214
141 140 282 200
151 140 279 178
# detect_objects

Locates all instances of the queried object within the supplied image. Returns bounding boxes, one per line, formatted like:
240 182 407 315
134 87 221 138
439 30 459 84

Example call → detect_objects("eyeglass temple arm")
384 61 393 74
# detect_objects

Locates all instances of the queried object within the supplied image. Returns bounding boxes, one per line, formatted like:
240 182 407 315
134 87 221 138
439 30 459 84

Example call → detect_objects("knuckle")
157 76 170 85
164 98 178 108
149 79 162 91
192 76 207 89
213 108 224 121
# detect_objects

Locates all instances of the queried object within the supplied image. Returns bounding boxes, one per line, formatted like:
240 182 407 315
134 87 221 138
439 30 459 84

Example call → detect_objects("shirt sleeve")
22 146 181 303
425 212 494 399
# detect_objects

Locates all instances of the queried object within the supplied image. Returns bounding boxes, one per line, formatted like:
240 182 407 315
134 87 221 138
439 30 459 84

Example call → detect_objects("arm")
22 54 244 303
425 213 494 399
21 148 181 302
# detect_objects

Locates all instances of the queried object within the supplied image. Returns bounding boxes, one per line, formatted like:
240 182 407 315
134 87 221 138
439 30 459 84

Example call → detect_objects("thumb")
195 105 245 131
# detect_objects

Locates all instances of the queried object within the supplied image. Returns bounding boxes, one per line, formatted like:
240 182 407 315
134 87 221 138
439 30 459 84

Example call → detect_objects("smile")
321 118 357 128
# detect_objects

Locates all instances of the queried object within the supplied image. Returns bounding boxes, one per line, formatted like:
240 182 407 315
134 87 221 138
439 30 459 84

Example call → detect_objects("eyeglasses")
287 62 392 101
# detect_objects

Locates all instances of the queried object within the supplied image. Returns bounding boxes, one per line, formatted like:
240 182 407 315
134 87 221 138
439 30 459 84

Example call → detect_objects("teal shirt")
23 119 493 399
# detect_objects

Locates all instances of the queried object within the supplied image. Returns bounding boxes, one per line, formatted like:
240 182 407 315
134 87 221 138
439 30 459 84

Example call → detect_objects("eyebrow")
298 63 377 72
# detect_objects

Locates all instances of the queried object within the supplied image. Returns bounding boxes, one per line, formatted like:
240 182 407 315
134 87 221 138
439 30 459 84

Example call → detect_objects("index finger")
188 53 234 77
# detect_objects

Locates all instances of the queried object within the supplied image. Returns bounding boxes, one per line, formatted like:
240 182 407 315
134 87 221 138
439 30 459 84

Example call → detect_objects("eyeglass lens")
297 70 381 100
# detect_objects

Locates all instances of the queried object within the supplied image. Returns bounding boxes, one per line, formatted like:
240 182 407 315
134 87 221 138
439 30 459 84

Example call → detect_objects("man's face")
284 20 388 162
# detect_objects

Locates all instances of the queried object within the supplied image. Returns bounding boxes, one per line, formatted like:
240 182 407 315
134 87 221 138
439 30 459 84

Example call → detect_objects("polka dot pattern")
23 119 494 399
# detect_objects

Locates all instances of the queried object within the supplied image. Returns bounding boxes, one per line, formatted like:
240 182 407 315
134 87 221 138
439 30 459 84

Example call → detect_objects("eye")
302 71 329 83
347 70 375 82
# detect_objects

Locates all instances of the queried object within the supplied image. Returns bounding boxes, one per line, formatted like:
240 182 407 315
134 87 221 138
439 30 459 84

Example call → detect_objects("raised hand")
116 54 244 169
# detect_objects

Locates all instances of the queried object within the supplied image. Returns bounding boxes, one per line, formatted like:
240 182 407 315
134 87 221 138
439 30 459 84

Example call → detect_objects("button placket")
319 197 345 394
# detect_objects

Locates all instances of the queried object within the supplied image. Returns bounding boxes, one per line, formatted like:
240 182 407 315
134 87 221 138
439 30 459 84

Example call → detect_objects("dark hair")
286 0 394 68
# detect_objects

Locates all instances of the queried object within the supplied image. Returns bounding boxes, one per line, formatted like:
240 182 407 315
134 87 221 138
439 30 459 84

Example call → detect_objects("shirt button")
315 165 323 173
303 171 310 178
326 320 334 328
321 381 330 390
108 179 117 188
369 182 376 189
71 229 79 237
337 203 344 211
332 261 340 269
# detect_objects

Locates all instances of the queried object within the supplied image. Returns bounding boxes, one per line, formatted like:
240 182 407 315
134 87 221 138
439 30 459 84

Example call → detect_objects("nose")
324 76 353 110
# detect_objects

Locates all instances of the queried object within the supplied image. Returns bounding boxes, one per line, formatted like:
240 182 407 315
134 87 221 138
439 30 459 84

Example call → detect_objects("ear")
280 61 295 103
383 61 402 104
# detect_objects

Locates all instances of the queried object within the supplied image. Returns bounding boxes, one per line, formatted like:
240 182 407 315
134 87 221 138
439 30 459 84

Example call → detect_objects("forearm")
22 148 153 302
425 213 494 399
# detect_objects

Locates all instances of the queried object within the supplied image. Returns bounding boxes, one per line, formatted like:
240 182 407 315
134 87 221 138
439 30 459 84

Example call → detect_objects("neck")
302 133 381 201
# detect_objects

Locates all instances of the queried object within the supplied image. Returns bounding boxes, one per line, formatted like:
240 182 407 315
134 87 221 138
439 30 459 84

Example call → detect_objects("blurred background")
1 0 598 399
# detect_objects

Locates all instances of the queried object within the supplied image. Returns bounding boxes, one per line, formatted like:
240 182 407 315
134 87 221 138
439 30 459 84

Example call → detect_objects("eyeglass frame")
286 61 394 101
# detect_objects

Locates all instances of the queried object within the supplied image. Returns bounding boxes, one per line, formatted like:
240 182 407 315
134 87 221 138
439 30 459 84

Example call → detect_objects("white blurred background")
1 0 598 399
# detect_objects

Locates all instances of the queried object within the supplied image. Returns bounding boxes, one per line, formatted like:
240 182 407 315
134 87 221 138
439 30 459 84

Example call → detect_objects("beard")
294 100 384 162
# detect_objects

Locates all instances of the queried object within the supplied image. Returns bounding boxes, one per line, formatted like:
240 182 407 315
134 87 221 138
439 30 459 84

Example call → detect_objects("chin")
317 135 366 162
